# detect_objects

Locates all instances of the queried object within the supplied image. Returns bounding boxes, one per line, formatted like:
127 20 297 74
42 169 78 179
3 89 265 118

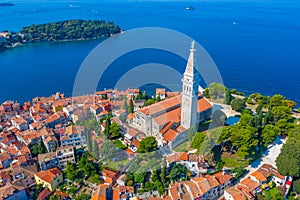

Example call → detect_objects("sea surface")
0 0 299 104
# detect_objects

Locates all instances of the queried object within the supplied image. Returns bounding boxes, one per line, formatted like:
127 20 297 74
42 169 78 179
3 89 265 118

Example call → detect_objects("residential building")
91 184 110 200
112 185 135 200
251 164 285 187
0 184 28 200
38 189 51 200
0 153 11 169
34 167 63 191
11 165 38 189
55 146 75 169
101 169 118 185
38 146 75 170
61 125 86 148
156 88 166 100
237 177 260 196
224 187 255 200
71 109 87 123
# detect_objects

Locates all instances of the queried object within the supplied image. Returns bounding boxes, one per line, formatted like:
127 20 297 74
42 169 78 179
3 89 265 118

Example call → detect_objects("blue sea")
0 0 299 104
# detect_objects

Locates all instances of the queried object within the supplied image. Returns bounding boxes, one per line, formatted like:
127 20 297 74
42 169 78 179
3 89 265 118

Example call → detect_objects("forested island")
0 19 122 51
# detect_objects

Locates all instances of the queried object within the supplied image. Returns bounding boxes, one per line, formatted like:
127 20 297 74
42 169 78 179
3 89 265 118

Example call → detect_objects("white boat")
186 6 194 11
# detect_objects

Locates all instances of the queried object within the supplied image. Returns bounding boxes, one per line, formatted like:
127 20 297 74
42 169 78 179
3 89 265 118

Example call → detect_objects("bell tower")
180 41 200 130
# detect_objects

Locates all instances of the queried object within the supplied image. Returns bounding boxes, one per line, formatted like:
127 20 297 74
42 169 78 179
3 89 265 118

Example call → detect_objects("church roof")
197 97 212 112
153 107 181 127
138 95 181 116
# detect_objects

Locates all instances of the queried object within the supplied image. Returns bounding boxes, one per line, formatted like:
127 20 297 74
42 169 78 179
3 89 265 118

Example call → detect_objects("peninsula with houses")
0 42 300 200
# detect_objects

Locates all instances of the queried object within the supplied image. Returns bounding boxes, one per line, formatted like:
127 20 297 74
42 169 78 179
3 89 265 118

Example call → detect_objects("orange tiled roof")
238 177 260 193
159 121 174 135
212 171 233 185
169 183 181 200
153 107 181 127
250 171 267 182
204 175 220 188
132 139 140 148
127 113 135 120
102 169 117 179
138 95 181 116
162 129 179 143
44 113 60 124
35 167 62 184
225 187 253 200
183 181 201 199
197 97 212 113
166 152 188 164
65 125 84 135
92 184 109 200
192 177 211 194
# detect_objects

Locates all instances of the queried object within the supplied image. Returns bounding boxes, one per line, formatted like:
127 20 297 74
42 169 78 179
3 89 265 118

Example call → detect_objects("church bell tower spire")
180 41 200 130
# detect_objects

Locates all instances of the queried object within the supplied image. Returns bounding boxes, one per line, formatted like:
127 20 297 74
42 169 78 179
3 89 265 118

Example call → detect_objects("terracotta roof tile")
35 167 62 184
197 97 212 113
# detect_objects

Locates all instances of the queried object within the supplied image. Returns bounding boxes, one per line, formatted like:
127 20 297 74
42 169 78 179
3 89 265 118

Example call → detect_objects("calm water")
0 0 300 104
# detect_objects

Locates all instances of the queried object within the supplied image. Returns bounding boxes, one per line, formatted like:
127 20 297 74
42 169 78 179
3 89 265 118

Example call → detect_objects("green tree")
191 132 206 150
256 103 263 114
99 140 121 159
275 119 294 135
211 110 227 128
134 172 146 183
78 154 96 176
263 188 284 200
102 94 108 100
270 94 286 107
229 124 258 159
156 95 161 102
65 162 77 181
230 98 246 112
203 88 210 98
119 114 127 123
157 183 165 195
128 99 134 113
231 167 246 179
86 132 92 152
160 158 167 185
293 179 300 194
209 83 226 100
109 122 121 138
88 173 101 184
225 88 232 105
49 194 62 200
276 127 300 177
261 125 280 147
74 194 91 200
246 93 263 105
92 140 100 160
169 164 188 182
104 117 111 138
138 136 158 153
271 106 291 122
30 140 47 156
122 98 128 111
188 126 195 141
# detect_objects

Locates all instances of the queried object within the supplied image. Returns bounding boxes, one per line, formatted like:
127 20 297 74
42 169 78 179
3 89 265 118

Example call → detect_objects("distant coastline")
0 19 122 52
0 3 14 7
